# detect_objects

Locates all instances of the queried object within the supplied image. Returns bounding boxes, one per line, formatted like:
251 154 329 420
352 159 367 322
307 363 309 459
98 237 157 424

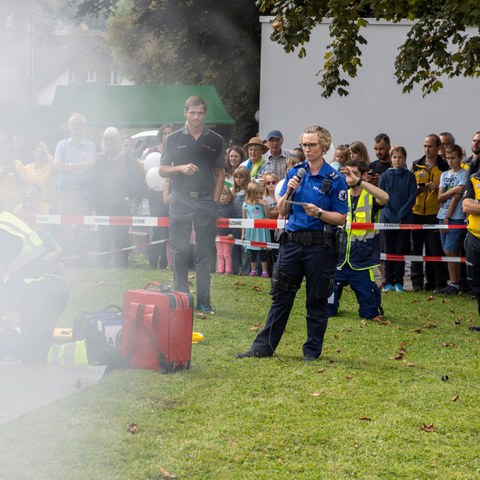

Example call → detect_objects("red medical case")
121 282 193 374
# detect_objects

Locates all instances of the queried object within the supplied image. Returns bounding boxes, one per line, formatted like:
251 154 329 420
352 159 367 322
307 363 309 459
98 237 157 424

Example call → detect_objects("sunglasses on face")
265 180 277 185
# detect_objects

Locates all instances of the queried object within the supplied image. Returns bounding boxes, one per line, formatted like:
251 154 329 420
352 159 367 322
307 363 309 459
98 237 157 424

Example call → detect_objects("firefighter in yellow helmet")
0 210 68 363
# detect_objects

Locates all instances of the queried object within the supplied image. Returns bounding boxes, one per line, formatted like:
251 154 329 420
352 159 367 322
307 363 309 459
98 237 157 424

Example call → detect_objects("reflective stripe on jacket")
48 340 89 366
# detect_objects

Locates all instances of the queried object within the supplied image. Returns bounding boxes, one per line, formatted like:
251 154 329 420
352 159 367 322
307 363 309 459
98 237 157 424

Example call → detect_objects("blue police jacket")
280 161 348 232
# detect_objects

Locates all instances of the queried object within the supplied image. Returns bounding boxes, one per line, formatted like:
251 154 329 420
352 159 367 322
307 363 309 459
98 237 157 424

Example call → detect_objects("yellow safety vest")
466 175 480 238
338 189 380 270
0 211 47 279
48 340 89 366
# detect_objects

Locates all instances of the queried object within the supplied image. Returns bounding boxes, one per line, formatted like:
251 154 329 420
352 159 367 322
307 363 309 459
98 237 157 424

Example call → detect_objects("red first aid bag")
121 282 193 374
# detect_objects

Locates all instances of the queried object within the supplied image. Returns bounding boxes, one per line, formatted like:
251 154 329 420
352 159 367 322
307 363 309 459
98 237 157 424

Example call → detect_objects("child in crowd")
379 146 417 292
262 172 279 218
330 144 349 171
436 144 468 295
232 166 251 274
262 172 279 276
216 186 238 275
232 166 251 214
242 181 271 278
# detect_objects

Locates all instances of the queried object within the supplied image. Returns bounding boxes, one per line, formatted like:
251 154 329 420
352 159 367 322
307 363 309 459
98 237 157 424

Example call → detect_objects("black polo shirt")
161 126 224 192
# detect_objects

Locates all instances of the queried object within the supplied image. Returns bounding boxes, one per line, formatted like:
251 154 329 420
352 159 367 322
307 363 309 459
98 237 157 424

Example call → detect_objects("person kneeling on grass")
327 158 389 321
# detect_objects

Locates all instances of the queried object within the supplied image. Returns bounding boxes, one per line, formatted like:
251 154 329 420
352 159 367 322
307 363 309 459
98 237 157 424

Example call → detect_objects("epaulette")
327 171 339 181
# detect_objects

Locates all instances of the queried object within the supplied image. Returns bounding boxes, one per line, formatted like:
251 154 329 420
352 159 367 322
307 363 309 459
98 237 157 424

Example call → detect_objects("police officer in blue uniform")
237 126 348 361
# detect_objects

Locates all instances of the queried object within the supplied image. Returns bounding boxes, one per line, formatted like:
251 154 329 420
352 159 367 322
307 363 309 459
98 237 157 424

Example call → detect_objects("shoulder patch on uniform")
328 171 339 180
338 190 347 201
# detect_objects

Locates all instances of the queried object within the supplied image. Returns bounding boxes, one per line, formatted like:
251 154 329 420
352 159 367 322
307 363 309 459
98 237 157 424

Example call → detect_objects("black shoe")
236 349 270 359
412 285 423 292
424 283 435 291
303 355 319 362
435 285 459 295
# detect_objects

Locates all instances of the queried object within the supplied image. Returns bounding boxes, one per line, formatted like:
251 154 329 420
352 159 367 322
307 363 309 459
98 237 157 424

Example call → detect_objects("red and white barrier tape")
215 237 466 262
380 253 465 263
19 214 468 231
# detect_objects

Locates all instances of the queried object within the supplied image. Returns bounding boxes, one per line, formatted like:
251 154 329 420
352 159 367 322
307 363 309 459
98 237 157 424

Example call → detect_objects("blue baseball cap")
266 130 283 140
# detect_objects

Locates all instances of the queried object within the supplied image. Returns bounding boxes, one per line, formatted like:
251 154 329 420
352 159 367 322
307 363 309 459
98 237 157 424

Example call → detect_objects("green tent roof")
50 85 235 127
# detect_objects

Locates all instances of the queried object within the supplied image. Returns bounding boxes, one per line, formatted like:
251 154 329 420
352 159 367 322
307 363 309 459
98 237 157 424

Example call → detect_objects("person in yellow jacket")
410 134 449 292
462 173 480 331
328 159 389 320
0 210 68 363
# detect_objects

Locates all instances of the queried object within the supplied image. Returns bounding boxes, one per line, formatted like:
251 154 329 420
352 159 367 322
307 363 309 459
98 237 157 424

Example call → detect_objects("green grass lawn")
1 265 479 480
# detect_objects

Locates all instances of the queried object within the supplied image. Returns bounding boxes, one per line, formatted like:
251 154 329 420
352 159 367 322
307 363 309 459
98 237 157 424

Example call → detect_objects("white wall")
259 18 480 164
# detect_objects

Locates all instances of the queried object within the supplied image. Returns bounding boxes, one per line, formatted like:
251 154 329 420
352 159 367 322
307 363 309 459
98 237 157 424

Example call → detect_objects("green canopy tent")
50 85 235 127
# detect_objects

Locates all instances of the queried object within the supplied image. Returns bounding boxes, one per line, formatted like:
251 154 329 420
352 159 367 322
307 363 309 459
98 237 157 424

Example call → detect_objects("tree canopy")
71 0 261 140
257 0 480 97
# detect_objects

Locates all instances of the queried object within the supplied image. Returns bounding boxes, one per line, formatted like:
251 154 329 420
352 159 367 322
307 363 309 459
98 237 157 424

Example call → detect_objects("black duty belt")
287 231 332 246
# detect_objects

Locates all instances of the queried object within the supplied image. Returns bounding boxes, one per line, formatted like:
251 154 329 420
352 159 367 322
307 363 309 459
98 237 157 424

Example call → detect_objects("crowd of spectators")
1 114 478 298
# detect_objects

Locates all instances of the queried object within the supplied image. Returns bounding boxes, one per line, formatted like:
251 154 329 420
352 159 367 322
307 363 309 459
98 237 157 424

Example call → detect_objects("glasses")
300 143 319 149
265 181 277 185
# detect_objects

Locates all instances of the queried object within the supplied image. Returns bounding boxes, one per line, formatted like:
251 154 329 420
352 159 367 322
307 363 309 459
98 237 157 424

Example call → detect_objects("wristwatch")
316 208 323 219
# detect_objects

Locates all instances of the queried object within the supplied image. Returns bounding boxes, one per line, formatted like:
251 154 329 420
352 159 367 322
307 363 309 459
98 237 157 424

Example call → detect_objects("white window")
109 70 120 85
85 69 97 83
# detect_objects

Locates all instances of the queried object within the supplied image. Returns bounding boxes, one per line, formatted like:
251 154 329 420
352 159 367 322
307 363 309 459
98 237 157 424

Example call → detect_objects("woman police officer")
237 125 348 361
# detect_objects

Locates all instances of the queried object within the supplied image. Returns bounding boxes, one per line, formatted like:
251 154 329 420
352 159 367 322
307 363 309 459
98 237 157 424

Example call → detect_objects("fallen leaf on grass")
423 323 437 329
334 333 340 339
420 423 436 433
399 341 408 348
342 328 352 332
359 320 367 328
127 423 138 434
251 285 261 292
451 395 460 402
250 323 261 332
335 349 341 353
345 375 353 380
233 281 246 287
316 368 326 374
373 317 391 325
196 312 207 319
389 354 405 361
405 362 416 367
426 296 435 301
159 467 177 479
328 359 335 365
310 391 322 397
442 342 457 348
359 416 372 421
411 328 423 334
454 317 462 325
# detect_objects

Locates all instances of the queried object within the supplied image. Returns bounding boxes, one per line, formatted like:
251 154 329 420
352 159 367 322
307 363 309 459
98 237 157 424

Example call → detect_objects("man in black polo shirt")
159 96 225 314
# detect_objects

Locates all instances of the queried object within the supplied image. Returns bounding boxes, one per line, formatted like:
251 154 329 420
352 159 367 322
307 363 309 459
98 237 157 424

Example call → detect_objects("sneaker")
394 284 404 293
383 283 395 292
248 271 257 277
435 284 459 295
197 304 216 315
261 272 269 278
